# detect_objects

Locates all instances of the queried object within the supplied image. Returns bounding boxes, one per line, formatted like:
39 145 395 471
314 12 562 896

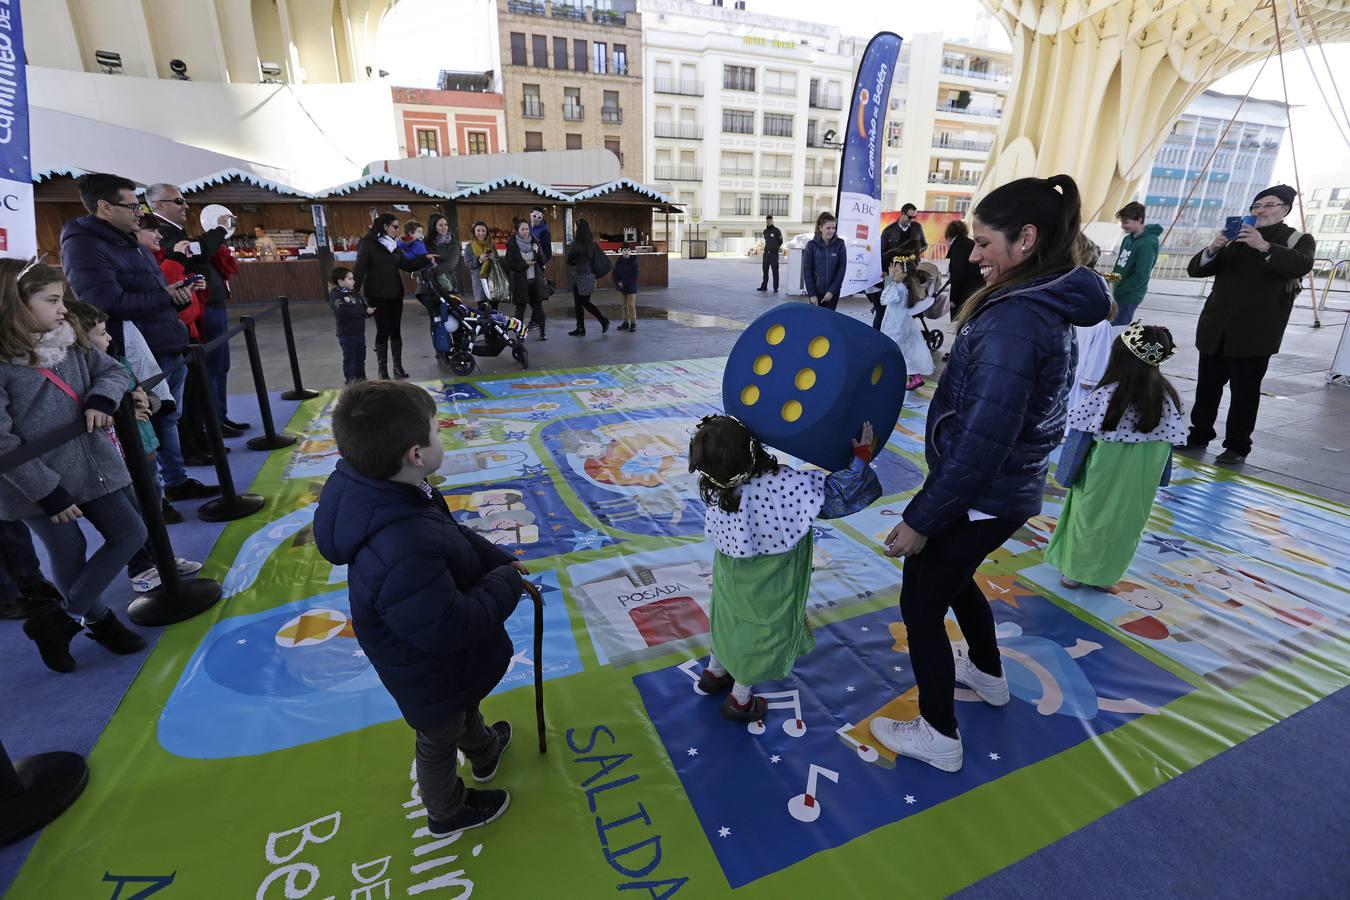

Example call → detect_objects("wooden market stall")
445 176 573 287
565 179 680 290
34 167 98 261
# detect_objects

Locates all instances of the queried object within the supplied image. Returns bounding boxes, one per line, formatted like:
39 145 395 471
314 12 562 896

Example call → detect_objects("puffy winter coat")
313 461 524 729
354 233 426 301
60 215 189 359
902 266 1111 537
156 217 228 308
801 234 847 301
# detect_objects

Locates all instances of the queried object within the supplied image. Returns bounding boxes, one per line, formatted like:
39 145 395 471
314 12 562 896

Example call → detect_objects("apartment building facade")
1302 169 1350 264
391 84 507 159
879 31 1012 217
488 0 644 179
641 0 861 252
1136 90 1288 249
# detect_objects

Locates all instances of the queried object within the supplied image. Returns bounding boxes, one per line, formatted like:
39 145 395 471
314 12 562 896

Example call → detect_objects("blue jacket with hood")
902 266 1111 537
313 460 524 729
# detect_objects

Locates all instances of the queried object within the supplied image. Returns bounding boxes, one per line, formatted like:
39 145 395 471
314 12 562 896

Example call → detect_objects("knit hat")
1252 184 1296 207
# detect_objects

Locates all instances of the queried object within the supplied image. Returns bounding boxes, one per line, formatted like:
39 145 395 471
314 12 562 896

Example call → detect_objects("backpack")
591 245 613 278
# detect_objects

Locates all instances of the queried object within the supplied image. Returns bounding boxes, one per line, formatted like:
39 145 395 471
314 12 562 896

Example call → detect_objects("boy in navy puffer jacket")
328 267 374 384
314 381 526 837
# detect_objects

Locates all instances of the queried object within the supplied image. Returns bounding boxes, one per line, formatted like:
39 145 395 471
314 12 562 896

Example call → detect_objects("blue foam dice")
722 303 907 471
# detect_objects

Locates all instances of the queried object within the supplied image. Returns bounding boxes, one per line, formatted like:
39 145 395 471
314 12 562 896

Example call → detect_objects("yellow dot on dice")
808 336 830 358
741 384 760 406
753 354 773 376
871 364 883 384
795 368 816 390
766 324 786 345
781 400 803 422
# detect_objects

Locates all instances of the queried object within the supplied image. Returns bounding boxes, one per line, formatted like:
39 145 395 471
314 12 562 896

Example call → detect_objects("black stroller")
433 294 530 376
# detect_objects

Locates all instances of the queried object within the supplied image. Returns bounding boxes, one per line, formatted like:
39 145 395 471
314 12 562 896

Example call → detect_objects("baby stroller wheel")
512 344 530 370
450 349 476 376
926 330 945 351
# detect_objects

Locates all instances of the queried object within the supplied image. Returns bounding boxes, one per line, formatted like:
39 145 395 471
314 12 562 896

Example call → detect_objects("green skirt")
1045 439 1171 587
709 533 816 685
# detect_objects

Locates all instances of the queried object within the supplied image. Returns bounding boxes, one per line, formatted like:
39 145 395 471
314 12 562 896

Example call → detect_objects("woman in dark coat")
944 218 985 317
564 218 610 337
503 218 547 341
354 213 427 378
869 175 1111 775
800 211 847 309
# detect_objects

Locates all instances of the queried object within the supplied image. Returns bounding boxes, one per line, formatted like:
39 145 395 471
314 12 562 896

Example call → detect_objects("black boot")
391 338 410 379
376 339 390 380
85 611 147 655
537 318 547 342
23 608 83 673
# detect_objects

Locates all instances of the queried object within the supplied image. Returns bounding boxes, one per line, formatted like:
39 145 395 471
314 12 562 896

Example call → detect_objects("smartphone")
188 241 202 256
1223 216 1243 240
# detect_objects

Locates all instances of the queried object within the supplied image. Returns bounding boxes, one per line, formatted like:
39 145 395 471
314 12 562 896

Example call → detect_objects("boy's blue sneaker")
427 788 510 837
471 721 512 783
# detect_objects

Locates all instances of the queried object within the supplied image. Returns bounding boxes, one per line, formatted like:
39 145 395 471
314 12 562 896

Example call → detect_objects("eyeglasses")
104 200 143 211
156 197 188 206
1250 202 1288 211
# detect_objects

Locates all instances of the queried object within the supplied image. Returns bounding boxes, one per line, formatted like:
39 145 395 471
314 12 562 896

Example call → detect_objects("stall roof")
172 167 315 200
569 178 682 212
33 166 90 183
318 172 451 200
448 175 572 203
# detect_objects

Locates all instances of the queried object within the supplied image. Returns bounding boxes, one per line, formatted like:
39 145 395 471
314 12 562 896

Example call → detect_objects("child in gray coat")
0 260 147 673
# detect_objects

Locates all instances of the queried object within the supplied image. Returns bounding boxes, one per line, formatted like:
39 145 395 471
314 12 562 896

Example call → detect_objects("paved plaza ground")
235 256 1350 504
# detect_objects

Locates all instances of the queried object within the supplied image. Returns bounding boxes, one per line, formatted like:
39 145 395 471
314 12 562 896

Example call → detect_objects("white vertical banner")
835 32 902 298
0 0 35 259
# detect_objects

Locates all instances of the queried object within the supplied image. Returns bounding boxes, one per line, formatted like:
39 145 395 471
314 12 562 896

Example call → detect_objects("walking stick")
523 581 546 753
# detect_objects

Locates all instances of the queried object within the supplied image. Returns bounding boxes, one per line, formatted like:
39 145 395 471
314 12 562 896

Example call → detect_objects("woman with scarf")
354 213 428 379
503 218 548 341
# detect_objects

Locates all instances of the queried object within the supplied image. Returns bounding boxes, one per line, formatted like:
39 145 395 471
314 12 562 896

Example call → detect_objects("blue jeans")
153 354 189 488
338 335 366 383
1111 301 1140 327
201 304 231 419
25 486 147 622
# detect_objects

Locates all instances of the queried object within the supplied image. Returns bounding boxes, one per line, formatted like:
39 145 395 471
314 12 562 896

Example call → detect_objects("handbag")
482 257 512 303
591 246 613 278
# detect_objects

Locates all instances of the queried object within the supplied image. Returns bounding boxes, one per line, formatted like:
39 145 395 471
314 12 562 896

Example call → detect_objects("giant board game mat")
9 357 1348 898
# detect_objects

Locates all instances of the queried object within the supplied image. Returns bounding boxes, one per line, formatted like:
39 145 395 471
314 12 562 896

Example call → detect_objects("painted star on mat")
988 752 1001 761
551 524 564 532
514 549 527 557
893 665 904 672
568 529 615 552
769 755 781 764
1143 535 1195 557
687 747 699 757
860 625 871 632
352 649 366 658
236 639 247 645
591 402 616 411
846 685 856 693
527 411 553 421
528 576 560 597
717 826 731 838
504 430 528 441
975 574 1036 607
811 526 839 542
518 463 547 478
904 795 916 805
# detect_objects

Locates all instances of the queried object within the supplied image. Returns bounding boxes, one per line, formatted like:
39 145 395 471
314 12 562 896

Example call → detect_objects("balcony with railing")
761 167 792 179
601 106 623 124
804 172 837 187
594 8 628 27
654 122 703 140
809 91 844 110
655 166 703 182
759 199 790 217
551 2 585 20
765 85 797 97
719 165 753 176
936 103 1002 118
940 64 1012 84
932 137 993 152
507 0 545 16
654 78 704 96
522 97 543 118
720 203 754 217
928 172 982 186
562 103 584 121
723 74 756 92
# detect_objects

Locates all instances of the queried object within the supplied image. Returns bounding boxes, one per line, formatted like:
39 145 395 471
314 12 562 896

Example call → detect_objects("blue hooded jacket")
313 460 524 729
60 215 189 360
801 234 847 302
903 266 1111 537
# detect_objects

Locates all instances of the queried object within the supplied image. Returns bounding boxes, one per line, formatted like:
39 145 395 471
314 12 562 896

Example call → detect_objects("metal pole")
0 737 89 847
190 343 266 523
241 316 298 451
278 297 320 401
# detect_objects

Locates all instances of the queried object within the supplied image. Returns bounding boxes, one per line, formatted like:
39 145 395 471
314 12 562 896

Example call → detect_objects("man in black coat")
147 182 250 435
757 215 783 292
1185 184 1315 464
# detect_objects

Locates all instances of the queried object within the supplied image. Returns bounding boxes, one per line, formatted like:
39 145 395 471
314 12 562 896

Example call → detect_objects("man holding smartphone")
147 183 251 436
1185 184 1316 464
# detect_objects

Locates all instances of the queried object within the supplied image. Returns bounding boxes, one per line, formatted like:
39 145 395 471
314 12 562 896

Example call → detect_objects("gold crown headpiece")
1120 321 1173 366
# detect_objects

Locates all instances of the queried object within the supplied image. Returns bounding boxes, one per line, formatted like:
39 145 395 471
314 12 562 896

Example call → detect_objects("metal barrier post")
278 297 320 401
189 343 266 522
112 394 224 625
0 737 88 847
241 316 298 451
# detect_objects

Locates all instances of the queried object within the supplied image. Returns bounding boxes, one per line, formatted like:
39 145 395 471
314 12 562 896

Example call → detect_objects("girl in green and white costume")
688 416 881 723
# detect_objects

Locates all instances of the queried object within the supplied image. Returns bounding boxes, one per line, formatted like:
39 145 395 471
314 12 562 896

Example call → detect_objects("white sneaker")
869 716 963 773
130 558 202 593
954 657 1010 707
175 557 203 576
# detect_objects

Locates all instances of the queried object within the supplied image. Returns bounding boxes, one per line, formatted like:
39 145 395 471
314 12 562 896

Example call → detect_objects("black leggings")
513 282 546 329
899 515 1023 738
572 288 607 330
372 296 404 345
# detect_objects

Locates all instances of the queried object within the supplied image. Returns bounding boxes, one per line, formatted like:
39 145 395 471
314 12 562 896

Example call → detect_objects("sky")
378 0 1350 182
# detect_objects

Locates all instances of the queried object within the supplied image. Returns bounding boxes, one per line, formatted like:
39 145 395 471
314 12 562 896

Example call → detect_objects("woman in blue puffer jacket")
868 175 1111 774
800 211 847 309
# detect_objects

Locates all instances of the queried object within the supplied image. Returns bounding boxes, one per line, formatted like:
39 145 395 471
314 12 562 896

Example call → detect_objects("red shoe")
698 668 735 694
720 693 768 723
906 375 925 391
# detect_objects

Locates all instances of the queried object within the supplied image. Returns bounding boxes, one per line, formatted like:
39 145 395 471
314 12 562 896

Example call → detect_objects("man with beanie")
1186 184 1315 464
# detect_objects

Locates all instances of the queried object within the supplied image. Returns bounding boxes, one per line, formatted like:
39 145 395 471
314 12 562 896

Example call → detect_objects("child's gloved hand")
851 422 875 462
